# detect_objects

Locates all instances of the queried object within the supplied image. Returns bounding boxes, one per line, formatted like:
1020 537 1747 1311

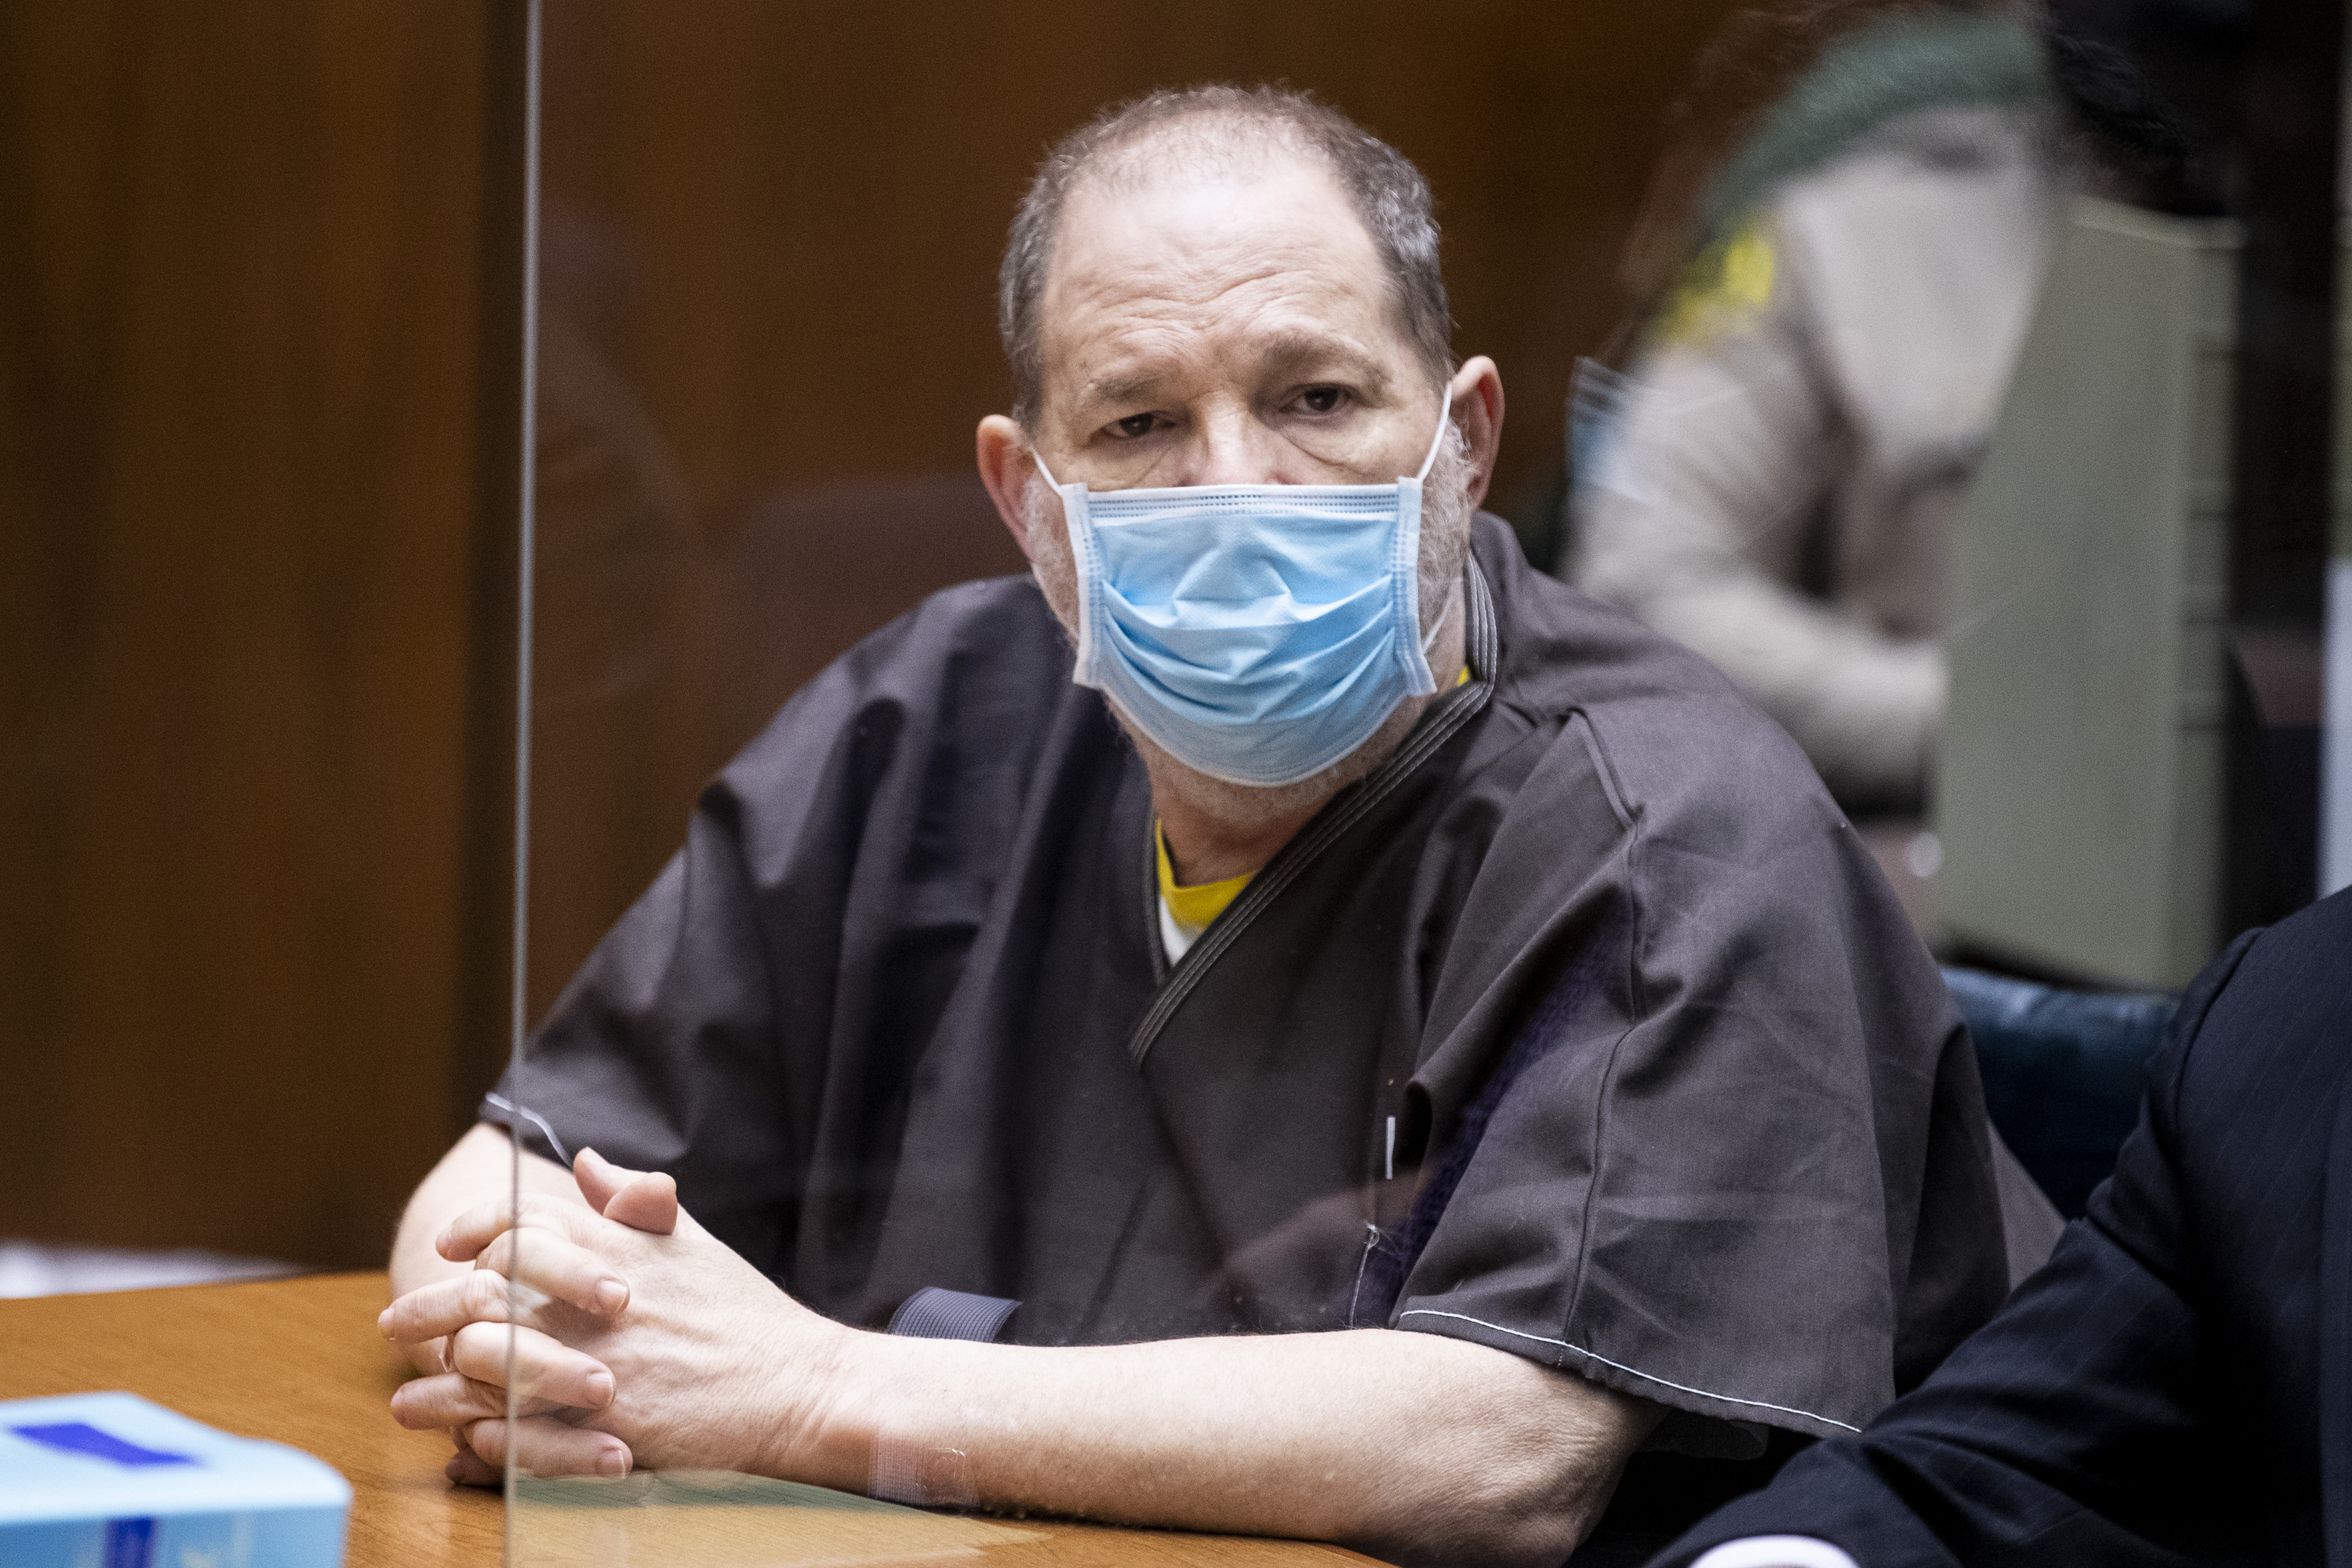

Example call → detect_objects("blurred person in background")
1566 0 2200 816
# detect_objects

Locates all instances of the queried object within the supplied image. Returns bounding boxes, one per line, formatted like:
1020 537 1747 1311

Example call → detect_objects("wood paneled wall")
536 1 1735 519
2 1 1735 1267
0 3 493 1267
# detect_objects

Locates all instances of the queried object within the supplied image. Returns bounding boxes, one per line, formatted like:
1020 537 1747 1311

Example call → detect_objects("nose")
1184 399 1285 487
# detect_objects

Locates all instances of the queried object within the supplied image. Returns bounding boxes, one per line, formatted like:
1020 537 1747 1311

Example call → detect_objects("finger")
389 1370 510 1431
464 1416 633 1480
449 1319 615 1410
438 1192 591 1263
403 1320 608 1411
576 1149 679 1236
473 1227 631 1315
606 1178 680 1236
570 1148 629 1214
435 1196 515 1263
381 1267 530 1346
446 1444 502 1488
391 1370 577 1431
607 1178 679 1237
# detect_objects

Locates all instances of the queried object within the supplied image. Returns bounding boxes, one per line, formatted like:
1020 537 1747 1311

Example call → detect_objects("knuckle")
453 1319 503 1359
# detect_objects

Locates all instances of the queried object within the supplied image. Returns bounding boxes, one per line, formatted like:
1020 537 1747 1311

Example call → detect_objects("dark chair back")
1943 968 2177 1219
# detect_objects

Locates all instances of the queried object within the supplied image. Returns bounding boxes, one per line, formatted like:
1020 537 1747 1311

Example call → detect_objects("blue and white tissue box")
0 1392 349 1567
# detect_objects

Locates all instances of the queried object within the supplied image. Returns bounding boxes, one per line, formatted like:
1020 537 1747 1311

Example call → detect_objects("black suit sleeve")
1644 931 2262 1568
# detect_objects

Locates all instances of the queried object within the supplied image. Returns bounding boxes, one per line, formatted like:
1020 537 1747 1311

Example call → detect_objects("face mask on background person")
1036 387 1454 788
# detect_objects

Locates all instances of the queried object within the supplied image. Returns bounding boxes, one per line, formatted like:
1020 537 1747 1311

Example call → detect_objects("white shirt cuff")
1691 1537 1860 1568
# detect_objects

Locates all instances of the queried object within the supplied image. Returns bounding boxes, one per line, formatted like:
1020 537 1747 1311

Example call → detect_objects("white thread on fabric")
1347 1221 1383 1328
1396 1309 1863 1432
1690 1538 1861 1568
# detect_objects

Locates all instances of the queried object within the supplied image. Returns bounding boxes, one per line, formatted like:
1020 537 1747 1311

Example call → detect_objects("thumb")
573 1148 679 1235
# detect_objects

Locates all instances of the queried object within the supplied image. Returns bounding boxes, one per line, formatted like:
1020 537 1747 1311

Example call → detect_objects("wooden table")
0 1272 1376 1566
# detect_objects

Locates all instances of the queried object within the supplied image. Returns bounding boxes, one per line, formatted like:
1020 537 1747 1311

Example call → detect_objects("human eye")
1290 384 1352 417
1105 411 1166 441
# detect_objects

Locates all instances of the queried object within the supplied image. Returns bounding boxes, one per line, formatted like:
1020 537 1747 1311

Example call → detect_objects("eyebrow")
1252 329 1394 399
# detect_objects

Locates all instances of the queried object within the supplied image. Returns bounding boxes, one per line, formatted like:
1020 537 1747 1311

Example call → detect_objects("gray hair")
998 85 1454 428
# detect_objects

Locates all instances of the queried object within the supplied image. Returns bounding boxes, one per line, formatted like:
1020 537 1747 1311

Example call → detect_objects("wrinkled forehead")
1035 147 1410 401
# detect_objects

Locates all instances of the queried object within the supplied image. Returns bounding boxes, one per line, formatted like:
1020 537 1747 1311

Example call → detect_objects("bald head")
998 86 1453 429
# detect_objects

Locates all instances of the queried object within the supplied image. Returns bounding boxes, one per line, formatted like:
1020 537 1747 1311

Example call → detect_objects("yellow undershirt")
1156 822 1253 937
1155 667 1470 948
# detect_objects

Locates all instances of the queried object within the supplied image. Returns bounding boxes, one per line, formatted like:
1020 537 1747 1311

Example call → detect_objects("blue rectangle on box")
13 1422 198 1467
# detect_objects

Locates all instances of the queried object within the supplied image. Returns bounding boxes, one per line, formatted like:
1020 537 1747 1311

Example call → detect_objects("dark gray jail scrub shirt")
487 514 2009 1453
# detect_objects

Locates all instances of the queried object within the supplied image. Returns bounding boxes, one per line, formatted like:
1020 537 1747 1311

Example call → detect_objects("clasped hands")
380 1149 845 1486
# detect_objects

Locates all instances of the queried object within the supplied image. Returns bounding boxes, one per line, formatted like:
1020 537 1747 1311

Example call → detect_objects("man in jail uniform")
381 86 2020 1567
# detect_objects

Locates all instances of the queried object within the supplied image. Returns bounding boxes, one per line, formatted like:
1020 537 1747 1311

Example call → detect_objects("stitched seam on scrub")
483 1091 573 1167
1396 1309 1863 1431
1127 559 1500 1067
1142 809 1169 988
1560 710 1649 1358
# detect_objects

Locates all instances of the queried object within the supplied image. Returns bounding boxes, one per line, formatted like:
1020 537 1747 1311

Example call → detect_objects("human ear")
1447 357 1505 510
977 414 1041 558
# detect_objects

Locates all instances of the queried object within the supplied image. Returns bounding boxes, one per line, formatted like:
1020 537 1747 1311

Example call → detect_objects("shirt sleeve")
483 790 803 1275
480 578 1076 1283
1387 709 2007 1443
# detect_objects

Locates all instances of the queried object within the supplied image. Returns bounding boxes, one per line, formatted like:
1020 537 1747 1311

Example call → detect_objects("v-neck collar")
1130 558 1501 1066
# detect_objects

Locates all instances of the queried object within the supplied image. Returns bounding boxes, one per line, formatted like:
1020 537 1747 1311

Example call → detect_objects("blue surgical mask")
1037 389 1454 788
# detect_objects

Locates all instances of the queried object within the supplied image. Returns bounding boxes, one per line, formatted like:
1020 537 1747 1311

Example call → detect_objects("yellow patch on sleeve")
1654 218 1776 349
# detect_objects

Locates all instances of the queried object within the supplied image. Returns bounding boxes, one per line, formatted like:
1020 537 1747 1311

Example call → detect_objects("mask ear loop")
1415 382 1456 482
1023 442 1100 683
1408 382 1458 671
1420 601 1448 656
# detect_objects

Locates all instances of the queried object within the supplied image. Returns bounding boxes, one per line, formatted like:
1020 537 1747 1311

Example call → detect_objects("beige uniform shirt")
1574 104 2055 809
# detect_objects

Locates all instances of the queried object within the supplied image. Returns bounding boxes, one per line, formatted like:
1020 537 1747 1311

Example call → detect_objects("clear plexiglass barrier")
446 2 2352 1564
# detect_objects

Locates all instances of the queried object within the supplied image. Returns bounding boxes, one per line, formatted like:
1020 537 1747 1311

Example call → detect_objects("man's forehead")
1038 153 1402 395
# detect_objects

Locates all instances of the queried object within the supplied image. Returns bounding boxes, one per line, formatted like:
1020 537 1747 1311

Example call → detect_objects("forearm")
788 1326 1658 1567
389 1123 581 1371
